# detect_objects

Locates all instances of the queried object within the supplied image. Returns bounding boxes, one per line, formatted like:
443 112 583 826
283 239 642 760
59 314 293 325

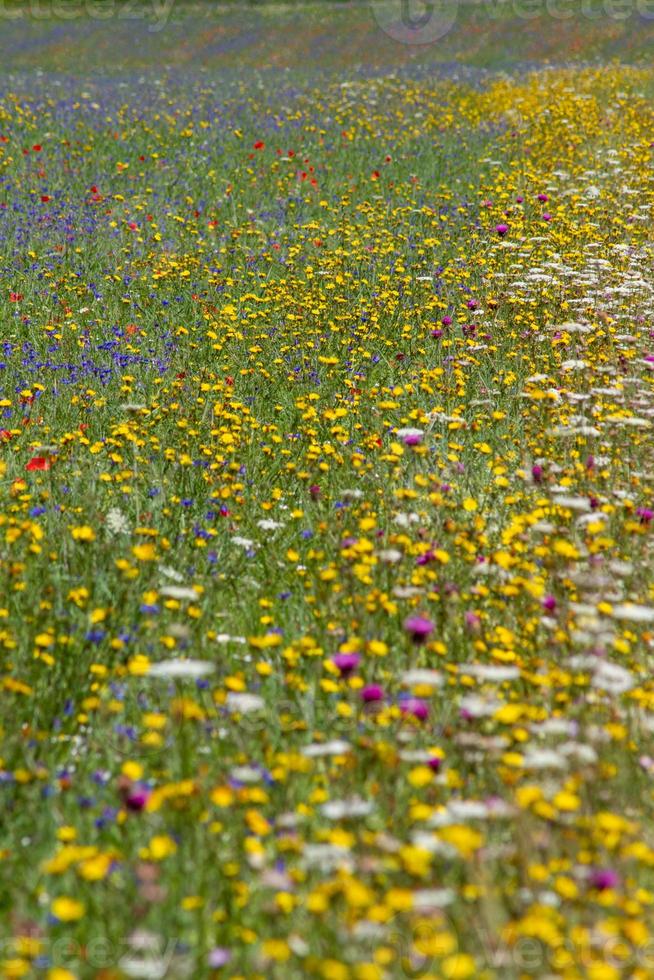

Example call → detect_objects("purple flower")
400 697 429 721
495 223 508 237
464 611 481 632
589 868 620 891
208 948 231 968
125 786 151 812
637 507 653 524
361 684 384 703
403 433 422 447
531 464 543 483
542 595 556 613
332 652 361 677
403 615 434 644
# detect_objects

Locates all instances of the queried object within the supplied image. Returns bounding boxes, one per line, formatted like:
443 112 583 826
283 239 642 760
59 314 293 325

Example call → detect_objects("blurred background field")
0 0 653 73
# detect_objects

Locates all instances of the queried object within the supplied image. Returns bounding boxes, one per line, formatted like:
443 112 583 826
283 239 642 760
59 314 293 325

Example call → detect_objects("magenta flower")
542 595 556 613
403 615 434 644
537 193 549 202
495 223 508 237
531 464 543 483
400 697 429 721
589 868 620 891
125 786 151 812
332 652 361 677
441 315 452 327
403 432 422 447
361 684 384 703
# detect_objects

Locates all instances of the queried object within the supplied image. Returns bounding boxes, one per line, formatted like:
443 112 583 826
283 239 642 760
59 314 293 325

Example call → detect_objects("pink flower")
332 653 361 677
403 615 434 644
125 786 151 812
361 684 384 703
400 697 429 721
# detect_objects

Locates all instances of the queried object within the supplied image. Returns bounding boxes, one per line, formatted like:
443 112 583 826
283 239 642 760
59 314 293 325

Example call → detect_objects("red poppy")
26 456 50 471
9 292 23 302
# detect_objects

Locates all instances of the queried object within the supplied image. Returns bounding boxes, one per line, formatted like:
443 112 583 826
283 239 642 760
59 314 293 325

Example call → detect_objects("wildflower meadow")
2 4 654 978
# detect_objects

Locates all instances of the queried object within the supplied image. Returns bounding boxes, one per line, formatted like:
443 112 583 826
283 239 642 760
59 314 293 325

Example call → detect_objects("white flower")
225 692 264 713
230 766 261 783
412 889 455 908
148 659 215 679
610 604 654 623
377 548 403 564
159 585 200 601
119 957 168 980
553 494 591 512
106 507 130 536
256 519 284 531
463 664 520 682
302 740 352 758
400 669 443 688
302 844 353 871
592 660 635 694
522 748 568 770
341 488 364 500
321 797 374 820
232 536 255 550
396 427 424 440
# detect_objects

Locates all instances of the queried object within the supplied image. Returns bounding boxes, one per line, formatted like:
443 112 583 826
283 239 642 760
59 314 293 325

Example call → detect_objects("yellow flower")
442 953 476 978
261 939 290 962
70 525 95 542
121 760 143 780
147 835 177 860
132 542 156 561
51 896 85 922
